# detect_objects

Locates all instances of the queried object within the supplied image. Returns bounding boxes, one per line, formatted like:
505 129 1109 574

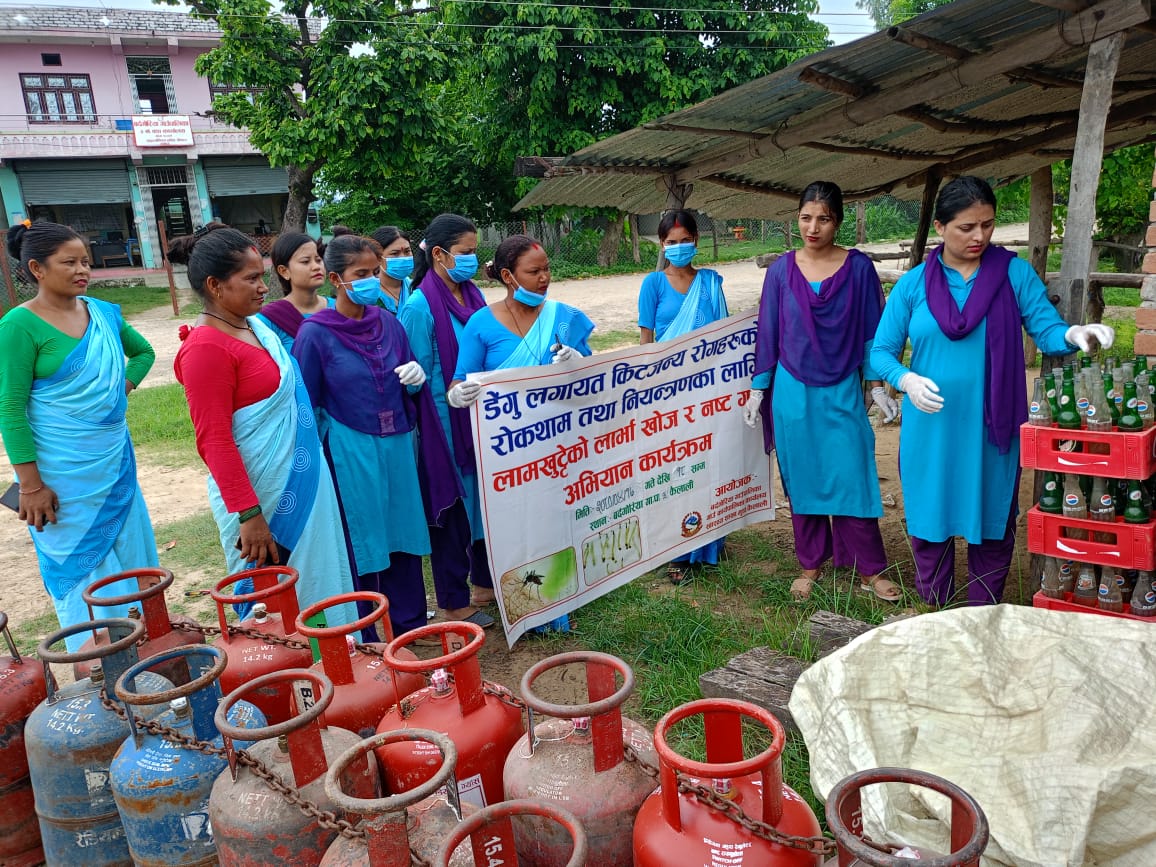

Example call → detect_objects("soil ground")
0 225 1046 702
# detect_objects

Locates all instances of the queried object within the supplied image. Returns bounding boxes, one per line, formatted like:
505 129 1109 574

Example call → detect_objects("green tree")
857 0 951 30
447 0 830 260
163 0 449 230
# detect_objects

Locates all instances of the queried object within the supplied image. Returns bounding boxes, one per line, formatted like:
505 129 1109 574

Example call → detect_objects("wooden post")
1047 33 1125 341
629 214 641 264
712 218 719 262
0 248 18 310
655 175 692 271
156 220 180 316
1024 166 1054 365
909 168 942 269
856 201 867 245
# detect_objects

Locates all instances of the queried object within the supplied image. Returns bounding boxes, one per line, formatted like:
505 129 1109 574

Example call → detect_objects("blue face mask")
385 256 414 280
664 242 697 267
445 252 478 283
513 285 547 308
345 275 382 306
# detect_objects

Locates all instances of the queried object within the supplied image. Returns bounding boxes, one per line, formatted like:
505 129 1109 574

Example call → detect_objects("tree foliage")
447 0 830 208
164 0 449 230
857 0 951 30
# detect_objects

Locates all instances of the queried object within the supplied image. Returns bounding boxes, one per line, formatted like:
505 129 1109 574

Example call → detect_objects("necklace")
202 310 254 333
503 298 527 337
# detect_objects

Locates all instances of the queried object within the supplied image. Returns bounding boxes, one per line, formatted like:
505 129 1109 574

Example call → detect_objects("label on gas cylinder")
703 837 752 865
436 772 487 810
180 811 214 843
84 766 114 808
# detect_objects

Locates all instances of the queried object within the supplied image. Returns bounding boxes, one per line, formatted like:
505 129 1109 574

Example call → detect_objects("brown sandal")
860 577 901 603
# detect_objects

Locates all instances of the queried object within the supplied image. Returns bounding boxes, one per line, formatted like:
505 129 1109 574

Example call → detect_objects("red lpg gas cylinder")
296 592 425 737
633 698 824 867
211 567 313 724
435 799 588 867
504 650 657 866
376 622 524 810
0 612 49 867
210 669 380 866
824 768 989 866
75 568 204 683
322 728 474 866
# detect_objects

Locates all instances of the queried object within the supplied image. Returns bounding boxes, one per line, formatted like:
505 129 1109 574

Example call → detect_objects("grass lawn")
126 383 200 466
88 283 176 318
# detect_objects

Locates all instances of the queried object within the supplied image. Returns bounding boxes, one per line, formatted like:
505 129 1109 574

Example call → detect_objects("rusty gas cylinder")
75 567 204 684
209 668 380 866
296 592 424 737
376 621 524 810
0 611 50 867
211 566 313 724
823 767 989 866
633 697 824 866
321 728 478 866
435 799 588 867
504 650 657 866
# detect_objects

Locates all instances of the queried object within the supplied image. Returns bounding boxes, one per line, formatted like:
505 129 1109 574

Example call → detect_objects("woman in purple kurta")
746 181 899 602
293 233 460 641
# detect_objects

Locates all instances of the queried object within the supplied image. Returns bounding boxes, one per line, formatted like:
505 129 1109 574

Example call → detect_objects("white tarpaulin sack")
788 605 1156 866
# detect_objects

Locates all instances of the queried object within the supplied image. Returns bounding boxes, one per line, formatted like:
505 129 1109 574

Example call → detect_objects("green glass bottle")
1104 369 1121 424
1055 375 1082 430
1044 369 1060 418
1124 479 1149 524
1118 381 1144 431
1038 471 1063 514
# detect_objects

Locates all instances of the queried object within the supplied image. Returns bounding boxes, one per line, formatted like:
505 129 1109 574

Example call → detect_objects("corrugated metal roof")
516 0 1156 218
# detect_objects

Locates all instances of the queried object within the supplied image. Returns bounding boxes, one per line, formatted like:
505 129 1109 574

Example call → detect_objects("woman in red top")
171 223 355 622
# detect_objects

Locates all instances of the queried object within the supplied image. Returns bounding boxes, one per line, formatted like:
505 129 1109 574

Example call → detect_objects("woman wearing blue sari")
171 224 355 625
638 210 729 584
0 220 158 649
451 235 595 378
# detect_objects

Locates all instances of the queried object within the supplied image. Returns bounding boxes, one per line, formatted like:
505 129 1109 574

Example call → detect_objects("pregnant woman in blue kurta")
871 176 1114 606
746 182 900 602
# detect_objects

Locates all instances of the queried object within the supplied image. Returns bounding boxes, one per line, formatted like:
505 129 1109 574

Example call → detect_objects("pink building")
0 5 297 268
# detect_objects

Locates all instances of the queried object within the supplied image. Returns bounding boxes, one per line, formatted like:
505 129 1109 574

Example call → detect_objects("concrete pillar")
1133 145 1156 358
191 160 211 227
128 163 158 269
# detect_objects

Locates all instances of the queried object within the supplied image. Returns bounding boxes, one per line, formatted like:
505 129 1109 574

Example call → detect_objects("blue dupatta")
498 299 565 369
207 318 355 625
658 269 728 341
27 298 158 600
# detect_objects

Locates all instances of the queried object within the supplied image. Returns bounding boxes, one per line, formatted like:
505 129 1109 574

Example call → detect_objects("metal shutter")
16 159 132 205
202 157 289 196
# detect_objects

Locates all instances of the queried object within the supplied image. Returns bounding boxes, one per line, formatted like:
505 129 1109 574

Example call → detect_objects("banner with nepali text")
469 309 776 645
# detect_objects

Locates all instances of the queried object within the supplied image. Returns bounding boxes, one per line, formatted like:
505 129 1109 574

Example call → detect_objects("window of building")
21 73 96 123
126 56 177 114
41 53 62 67
208 81 262 105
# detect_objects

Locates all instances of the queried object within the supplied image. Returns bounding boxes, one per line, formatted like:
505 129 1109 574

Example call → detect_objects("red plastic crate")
1025 505 1156 570
1033 590 1156 622
1019 422 1156 479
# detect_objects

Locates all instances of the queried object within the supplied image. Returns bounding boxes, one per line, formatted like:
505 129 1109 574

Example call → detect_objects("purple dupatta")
924 243 1022 454
415 269 487 474
260 299 306 337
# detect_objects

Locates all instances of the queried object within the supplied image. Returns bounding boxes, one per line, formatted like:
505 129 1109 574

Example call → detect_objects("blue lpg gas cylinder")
26 619 173 866
111 645 266 867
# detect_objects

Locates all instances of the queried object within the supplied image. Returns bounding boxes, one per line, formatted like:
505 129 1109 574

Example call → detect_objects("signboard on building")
131 115 194 147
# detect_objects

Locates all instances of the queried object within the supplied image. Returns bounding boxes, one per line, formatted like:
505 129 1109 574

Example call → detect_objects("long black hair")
412 213 477 286
322 233 380 281
657 209 698 242
484 235 542 286
798 181 845 227
270 232 320 294
6 220 85 282
934 176 997 225
167 223 256 299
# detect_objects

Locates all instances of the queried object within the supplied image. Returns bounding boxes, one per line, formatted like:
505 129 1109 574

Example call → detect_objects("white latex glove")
550 344 575 364
898 372 945 414
394 361 426 387
1065 323 1115 354
871 386 900 423
742 390 765 428
447 381 482 408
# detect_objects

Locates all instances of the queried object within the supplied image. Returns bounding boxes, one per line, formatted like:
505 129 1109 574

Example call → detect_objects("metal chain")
170 619 311 651
622 743 838 857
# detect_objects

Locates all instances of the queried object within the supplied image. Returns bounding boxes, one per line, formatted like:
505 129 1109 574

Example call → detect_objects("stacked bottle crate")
1022 357 1156 619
